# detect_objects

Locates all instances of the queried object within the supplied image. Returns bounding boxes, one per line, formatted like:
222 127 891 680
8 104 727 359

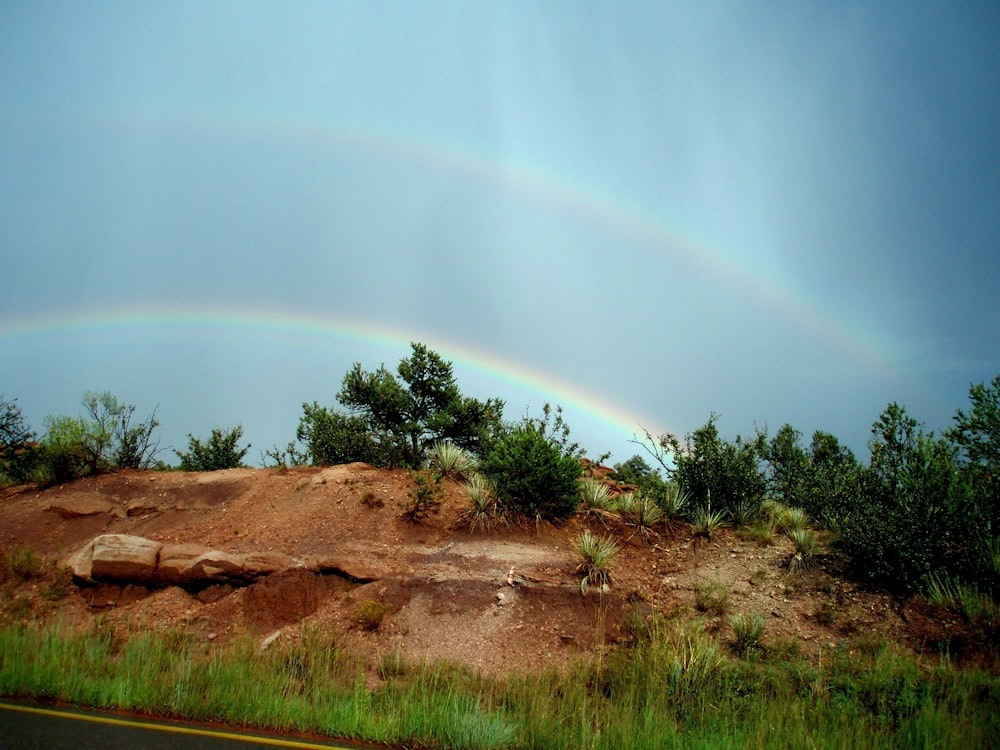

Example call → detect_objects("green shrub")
479 424 582 523
296 402 397 467
7 544 44 581
174 426 250 471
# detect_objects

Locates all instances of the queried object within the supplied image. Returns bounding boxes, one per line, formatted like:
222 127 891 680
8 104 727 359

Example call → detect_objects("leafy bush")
337 343 505 468
656 415 767 522
175 426 250 471
479 422 582 523
840 404 978 594
296 402 393 467
0 395 39 483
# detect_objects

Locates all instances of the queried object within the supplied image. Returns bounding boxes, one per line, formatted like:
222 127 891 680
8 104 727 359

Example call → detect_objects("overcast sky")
2 2 998 466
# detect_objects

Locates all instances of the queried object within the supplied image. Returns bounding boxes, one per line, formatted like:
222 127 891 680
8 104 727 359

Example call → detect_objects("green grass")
1 618 998 749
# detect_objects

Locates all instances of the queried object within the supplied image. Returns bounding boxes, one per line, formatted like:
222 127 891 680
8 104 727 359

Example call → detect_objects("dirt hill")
0 465 986 676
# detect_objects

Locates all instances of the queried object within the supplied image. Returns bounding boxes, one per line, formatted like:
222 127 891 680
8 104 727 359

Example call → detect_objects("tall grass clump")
573 530 620 595
428 441 477 480
728 611 765 656
6 544 45 581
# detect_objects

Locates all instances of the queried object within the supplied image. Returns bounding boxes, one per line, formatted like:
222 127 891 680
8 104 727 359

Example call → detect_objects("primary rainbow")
0 305 664 446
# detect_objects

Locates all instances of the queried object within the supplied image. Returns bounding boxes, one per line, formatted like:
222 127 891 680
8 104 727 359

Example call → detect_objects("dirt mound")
0 465 988 675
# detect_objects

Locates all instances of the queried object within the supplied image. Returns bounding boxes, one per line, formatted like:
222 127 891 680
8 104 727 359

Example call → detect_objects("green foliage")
6 544 44 582
692 499 728 538
405 469 444 522
31 391 160 484
0 395 38 483
296 402 392 467
728 611 765 656
174 426 250 471
948 374 1000 536
461 473 502 532
337 342 504 468
573 530 619 595
762 426 861 530
660 415 767 523
428 440 477 479
840 404 978 593
479 417 582 523
694 575 730 614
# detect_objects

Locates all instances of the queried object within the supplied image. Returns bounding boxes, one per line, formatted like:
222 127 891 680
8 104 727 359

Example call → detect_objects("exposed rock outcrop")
66 534 361 589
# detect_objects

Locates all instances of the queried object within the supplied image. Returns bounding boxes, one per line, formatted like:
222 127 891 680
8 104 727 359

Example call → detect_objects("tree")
948 375 1000 530
0 395 38 483
175 426 250 471
665 415 767 521
840 403 977 593
336 343 504 468
480 421 582 523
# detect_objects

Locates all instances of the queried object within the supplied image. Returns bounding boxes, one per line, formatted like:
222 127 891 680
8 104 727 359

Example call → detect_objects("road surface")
0 702 365 749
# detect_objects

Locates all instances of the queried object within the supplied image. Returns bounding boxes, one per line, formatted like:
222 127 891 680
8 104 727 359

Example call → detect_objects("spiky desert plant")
626 495 664 538
776 506 809 535
760 498 787 520
461 473 502 532
728 610 766 656
692 504 728 538
787 527 817 571
428 440 477 479
611 491 637 516
728 495 761 526
573 529 620 596
660 483 689 520
578 478 613 511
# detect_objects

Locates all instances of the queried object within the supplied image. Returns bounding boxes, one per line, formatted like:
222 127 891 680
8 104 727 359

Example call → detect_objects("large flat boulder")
90 534 162 582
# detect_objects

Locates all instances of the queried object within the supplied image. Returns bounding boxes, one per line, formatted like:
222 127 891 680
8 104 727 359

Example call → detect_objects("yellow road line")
0 702 356 749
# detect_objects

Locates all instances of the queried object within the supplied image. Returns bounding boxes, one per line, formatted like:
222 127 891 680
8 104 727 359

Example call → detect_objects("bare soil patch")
0 465 989 675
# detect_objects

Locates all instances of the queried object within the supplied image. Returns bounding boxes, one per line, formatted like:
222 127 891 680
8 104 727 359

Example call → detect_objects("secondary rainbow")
101 104 901 374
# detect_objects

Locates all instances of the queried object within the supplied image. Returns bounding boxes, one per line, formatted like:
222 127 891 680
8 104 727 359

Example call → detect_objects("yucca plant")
427 440 477 479
776 506 809 535
692 504 728 538
461 473 502 532
660 483 689 521
625 495 664 539
573 529 620 596
578 478 613 513
728 610 766 656
611 491 637 516
728 495 761 526
787 527 817 571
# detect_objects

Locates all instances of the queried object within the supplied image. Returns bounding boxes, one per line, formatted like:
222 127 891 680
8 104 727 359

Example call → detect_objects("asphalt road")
0 702 363 750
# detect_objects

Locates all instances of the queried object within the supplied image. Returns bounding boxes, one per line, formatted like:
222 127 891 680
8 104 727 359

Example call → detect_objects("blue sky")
2 2 998 465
